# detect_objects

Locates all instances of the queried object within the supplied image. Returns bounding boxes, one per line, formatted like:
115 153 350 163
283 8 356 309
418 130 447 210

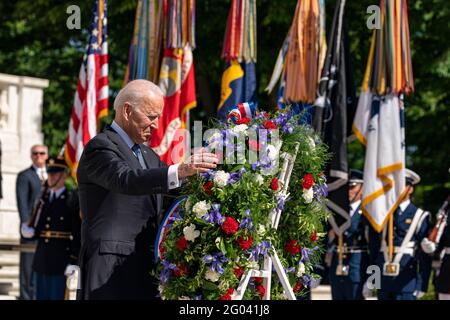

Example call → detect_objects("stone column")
0 73 49 242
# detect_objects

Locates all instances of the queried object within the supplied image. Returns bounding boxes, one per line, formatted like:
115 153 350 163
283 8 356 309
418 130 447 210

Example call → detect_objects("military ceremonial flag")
266 0 326 107
313 0 356 235
150 0 197 165
217 0 257 121
64 0 108 180
353 0 413 232
124 0 163 84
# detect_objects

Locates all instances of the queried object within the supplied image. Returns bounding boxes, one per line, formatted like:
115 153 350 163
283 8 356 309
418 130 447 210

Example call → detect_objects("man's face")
47 171 66 188
125 97 163 144
348 183 363 203
31 146 48 167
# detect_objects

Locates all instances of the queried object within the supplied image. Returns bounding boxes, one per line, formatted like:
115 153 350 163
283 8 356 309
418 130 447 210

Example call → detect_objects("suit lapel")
104 126 142 170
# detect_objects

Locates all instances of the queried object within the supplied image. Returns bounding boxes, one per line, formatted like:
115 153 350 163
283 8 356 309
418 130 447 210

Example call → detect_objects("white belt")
445 247 450 255
382 246 414 256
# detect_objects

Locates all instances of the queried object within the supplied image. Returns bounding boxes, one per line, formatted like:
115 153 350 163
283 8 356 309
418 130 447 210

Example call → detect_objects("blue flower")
202 203 225 225
239 209 253 230
203 252 228 274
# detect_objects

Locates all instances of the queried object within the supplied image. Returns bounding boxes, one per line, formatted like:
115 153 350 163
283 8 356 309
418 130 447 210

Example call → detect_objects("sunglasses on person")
32 151 47 156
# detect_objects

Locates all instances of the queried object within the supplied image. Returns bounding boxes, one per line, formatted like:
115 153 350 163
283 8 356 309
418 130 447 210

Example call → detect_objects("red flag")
151 45 196 165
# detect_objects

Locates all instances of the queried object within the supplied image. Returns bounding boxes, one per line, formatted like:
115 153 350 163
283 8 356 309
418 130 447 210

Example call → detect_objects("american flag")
65 0 108 179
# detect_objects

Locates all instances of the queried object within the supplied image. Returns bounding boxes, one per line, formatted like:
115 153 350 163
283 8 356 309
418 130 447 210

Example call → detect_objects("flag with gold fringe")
266 0 327 108
150 0 197 165
353 0 413 232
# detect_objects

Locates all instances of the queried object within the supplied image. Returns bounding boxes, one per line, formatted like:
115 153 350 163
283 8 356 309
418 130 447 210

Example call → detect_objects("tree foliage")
0 0 448 212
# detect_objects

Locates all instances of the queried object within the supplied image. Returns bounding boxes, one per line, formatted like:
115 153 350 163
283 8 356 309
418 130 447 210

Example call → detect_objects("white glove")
64 264 80 277
414 290 425 299
21 223 35 238
420 238 436 254
362 280 373 299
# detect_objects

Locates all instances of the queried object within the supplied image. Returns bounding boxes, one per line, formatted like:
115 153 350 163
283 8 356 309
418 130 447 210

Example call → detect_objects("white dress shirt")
33 165 48 181
350 200 361 217
111 121 180 189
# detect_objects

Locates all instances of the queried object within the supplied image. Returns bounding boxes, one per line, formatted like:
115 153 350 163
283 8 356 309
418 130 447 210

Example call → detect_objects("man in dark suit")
16 144 48 300
77 80 218 300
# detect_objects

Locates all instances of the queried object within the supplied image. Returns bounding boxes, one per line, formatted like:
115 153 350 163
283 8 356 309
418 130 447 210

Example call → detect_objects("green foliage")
0 0 447 213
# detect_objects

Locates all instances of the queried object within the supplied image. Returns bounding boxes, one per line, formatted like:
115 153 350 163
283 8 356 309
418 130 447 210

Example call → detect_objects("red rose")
176 235 188 252
234 267 244 278
310 230 317 242
159 244 165 260
263 120 277 130
219 293 232 300
249 139 260 151
254 277 263 285
256 285 266 298
293 281 302 293
222 217 239 235
302 173 314 189
237 235 253 251
236 117 250 125
203 181 214 196
227 288 235 295
271 177 279 191
284 239 301 255
173 264 188 277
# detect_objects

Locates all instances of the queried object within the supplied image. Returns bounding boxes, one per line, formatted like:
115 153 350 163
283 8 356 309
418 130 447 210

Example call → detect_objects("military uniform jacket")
436 214 450 294
32 188 81 275
330 203 370 283
369 202 432 293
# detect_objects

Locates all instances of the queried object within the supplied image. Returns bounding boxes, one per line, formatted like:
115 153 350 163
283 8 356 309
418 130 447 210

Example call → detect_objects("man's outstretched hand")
178 149 218 179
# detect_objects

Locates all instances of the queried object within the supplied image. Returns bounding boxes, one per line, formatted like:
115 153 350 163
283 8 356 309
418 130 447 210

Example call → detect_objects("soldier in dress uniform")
369 169 432 300
420 194 450 300
23 157 81 300
328 169 370 300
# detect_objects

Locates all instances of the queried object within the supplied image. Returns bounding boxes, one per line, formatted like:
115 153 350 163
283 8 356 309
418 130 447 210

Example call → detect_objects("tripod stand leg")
272 251 296 300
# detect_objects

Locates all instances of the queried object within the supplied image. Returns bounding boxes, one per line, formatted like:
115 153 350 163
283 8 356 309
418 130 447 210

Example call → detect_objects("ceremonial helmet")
405 168 420 186
46 157 68 174
349 169 364 186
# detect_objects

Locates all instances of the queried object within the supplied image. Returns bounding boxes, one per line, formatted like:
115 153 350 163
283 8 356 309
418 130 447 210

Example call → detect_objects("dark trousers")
330 277 364 300
35 273 65 300
19 252 35 300
378 290 415 300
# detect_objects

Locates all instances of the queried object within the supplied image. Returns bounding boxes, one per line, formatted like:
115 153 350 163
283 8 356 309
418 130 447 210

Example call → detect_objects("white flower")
254 174 264 186
232 124 248 135
257 224 266 236
302 187 314 203
307 136 316 150
266 144 279 161
183 223 200 242
214 170 230 188
205 269 220 282
184 198 192 212
297 262 306 277
178 296 191 300
192 200 211 219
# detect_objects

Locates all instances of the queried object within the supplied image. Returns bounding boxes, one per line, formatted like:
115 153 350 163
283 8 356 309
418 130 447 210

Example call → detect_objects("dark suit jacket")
16 166 42 244
76 125 168 300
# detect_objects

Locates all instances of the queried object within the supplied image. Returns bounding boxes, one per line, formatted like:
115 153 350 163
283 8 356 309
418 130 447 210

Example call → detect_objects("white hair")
113 80 162 111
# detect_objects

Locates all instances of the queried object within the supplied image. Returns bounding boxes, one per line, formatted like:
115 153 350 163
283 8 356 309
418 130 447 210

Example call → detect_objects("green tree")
0 0 448 212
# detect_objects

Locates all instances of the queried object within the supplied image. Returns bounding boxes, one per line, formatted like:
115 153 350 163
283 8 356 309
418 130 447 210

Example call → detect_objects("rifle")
28 181 50 228
428 195 450 243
